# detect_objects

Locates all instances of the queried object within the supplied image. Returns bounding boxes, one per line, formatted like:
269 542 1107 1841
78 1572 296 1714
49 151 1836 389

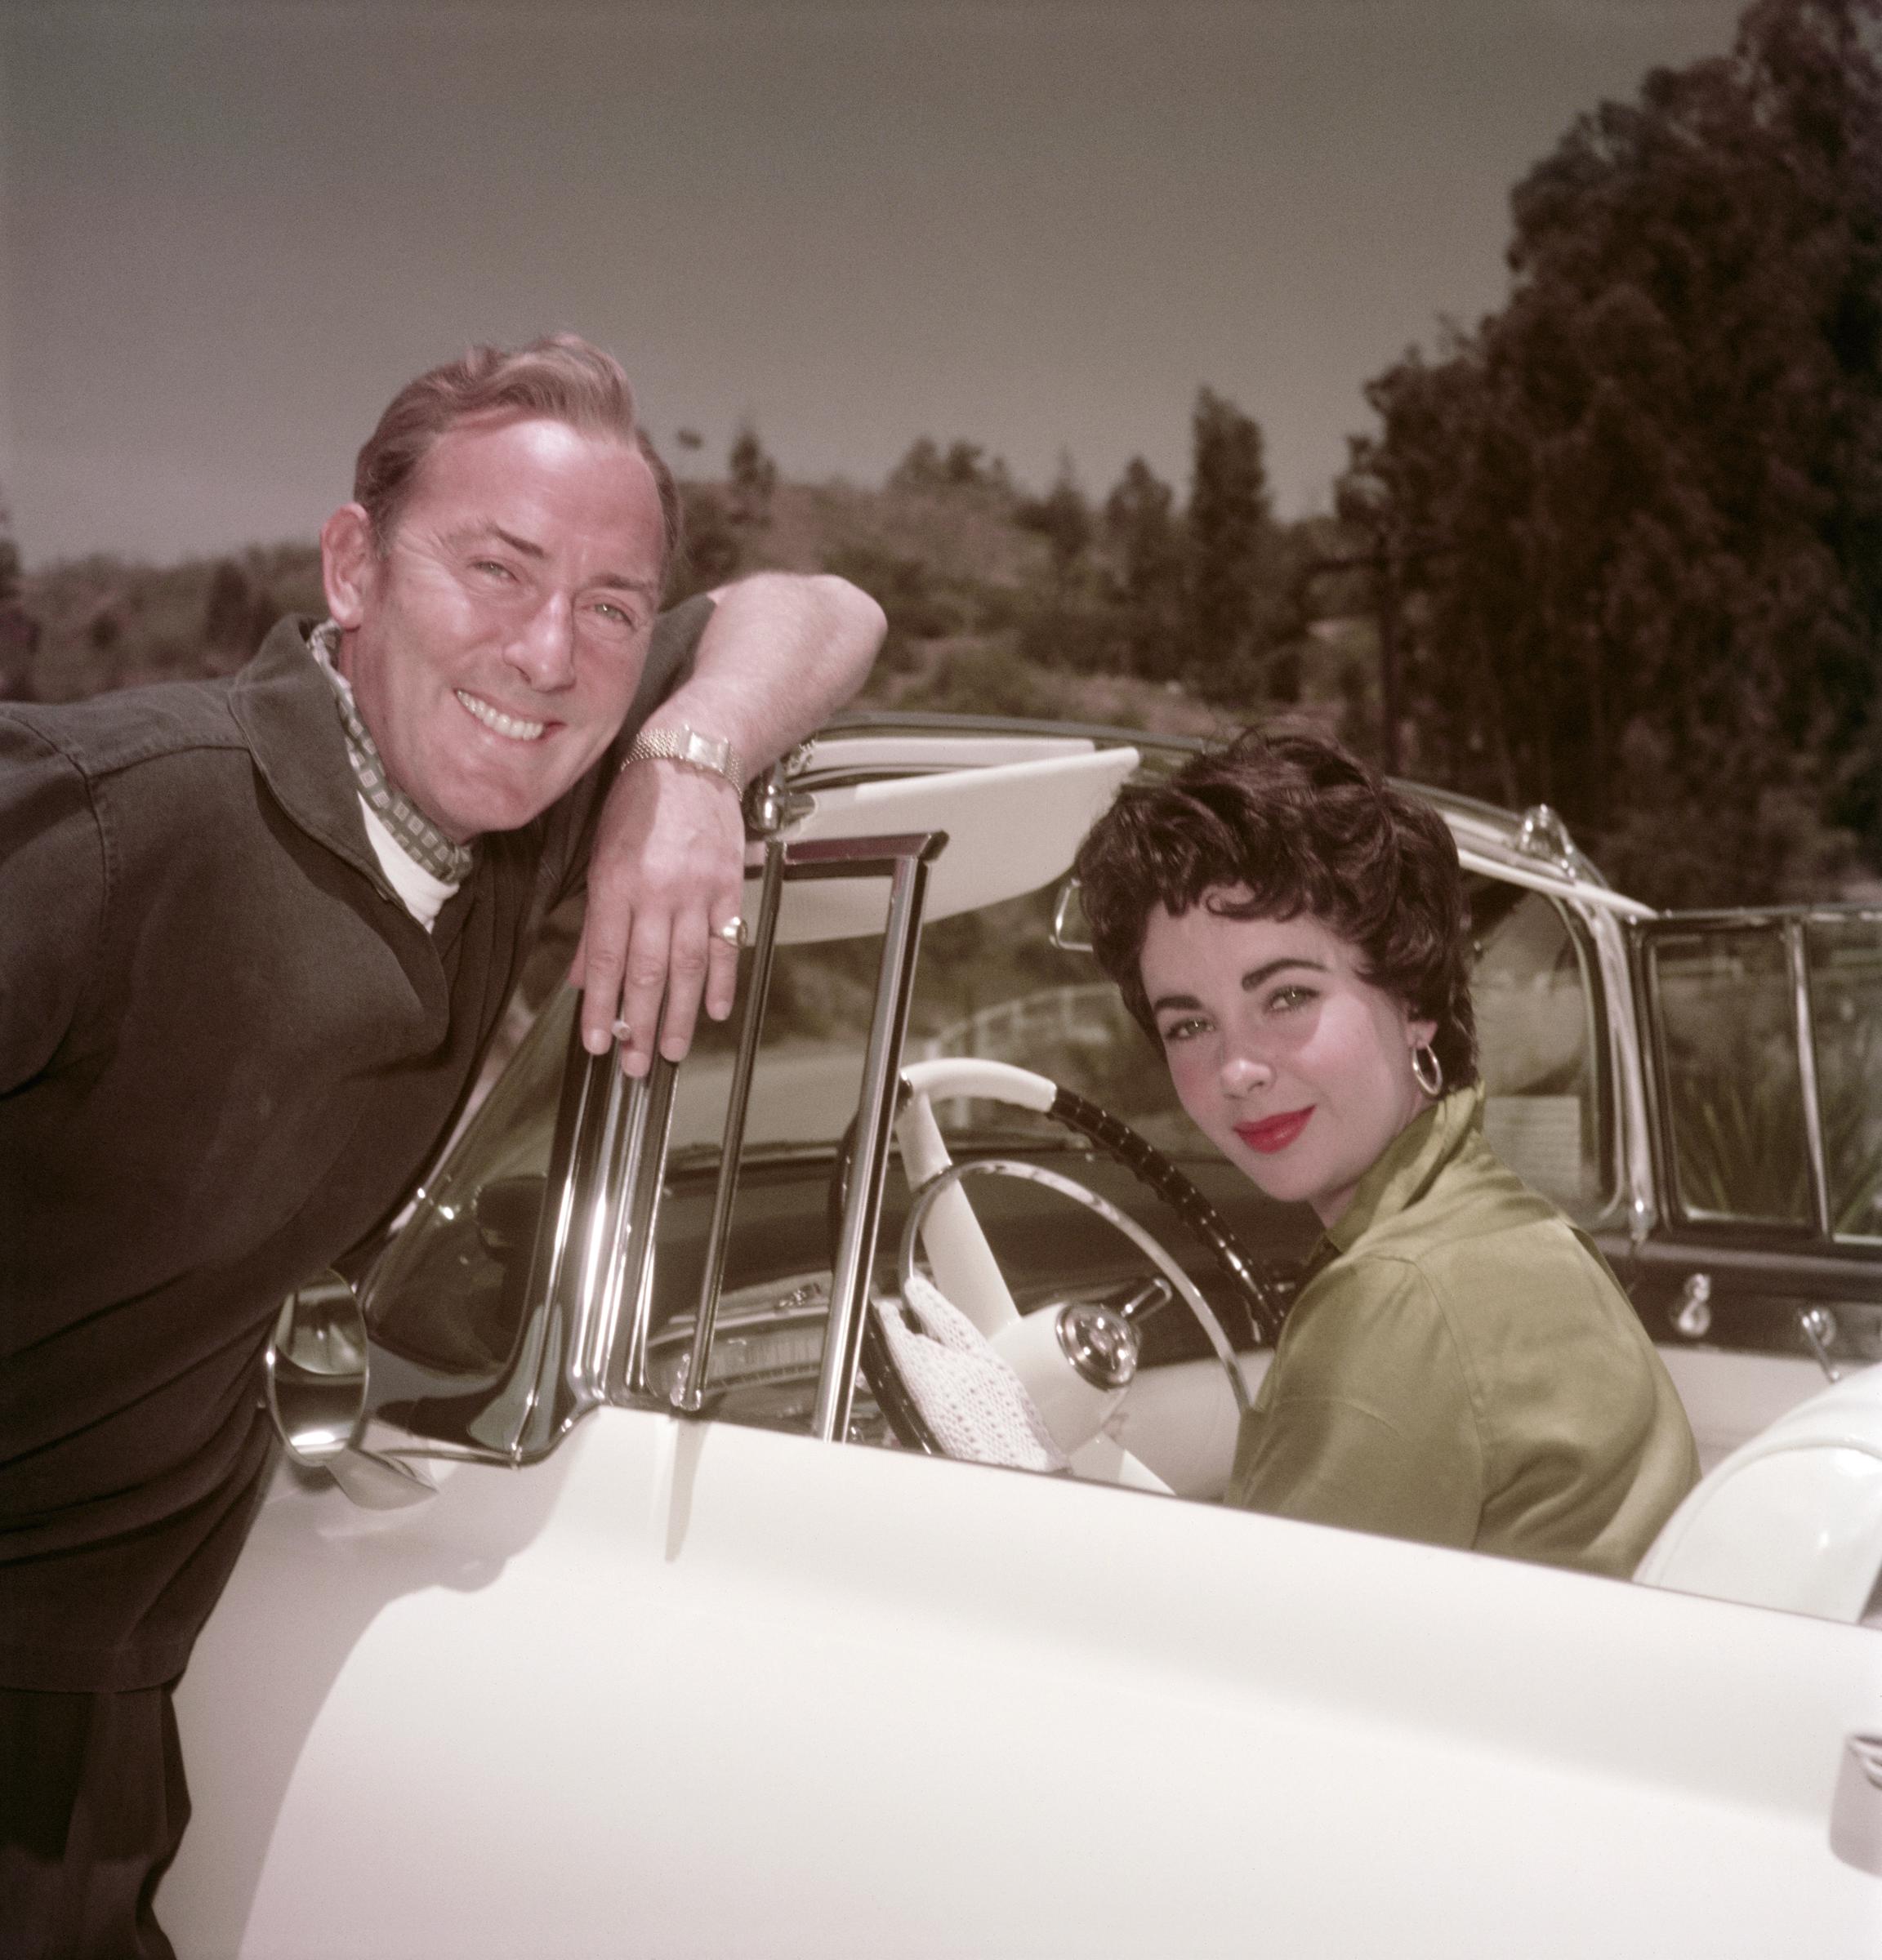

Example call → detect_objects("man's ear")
320 504 378 630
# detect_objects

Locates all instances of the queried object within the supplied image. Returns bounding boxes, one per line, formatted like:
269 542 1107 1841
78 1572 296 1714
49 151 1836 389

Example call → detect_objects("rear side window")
1467 879 1612 1223
1640 923 1813 1229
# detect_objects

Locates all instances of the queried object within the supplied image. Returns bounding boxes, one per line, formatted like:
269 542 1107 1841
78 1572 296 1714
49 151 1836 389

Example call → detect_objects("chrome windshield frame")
513 823 950 1447
805 831 947 1441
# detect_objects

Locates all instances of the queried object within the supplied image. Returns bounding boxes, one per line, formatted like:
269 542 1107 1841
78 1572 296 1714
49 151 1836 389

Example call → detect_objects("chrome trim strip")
613 1054 680 1401
1454 844 1653 918
1790 919 1834 1237
813 833 946 1443
673 838 788 1412
1584 900 1657 1242
574 1055 638 1390
480 1018 613 1461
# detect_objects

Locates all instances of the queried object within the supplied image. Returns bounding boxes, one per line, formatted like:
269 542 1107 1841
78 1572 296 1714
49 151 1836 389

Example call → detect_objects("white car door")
167 1379 1882 1958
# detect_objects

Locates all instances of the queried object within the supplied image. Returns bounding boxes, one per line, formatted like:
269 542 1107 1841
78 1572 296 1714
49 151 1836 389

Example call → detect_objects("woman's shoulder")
1360 1121 1565 1258
1349 1130 1633 1344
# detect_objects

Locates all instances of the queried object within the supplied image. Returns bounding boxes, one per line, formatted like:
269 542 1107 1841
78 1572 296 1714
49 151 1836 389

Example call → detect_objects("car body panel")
172 1407 1882 1959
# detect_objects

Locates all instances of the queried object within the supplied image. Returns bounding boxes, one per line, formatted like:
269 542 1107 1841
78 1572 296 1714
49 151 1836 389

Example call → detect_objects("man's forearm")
638 572 886 778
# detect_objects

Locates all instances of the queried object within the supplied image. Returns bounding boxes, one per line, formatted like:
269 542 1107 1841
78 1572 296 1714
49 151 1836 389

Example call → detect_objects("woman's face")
1139 893 1438 1227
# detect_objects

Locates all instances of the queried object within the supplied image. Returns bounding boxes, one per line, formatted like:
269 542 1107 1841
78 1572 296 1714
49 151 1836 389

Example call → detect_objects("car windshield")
667 883 1201 1161
365 818 1617 1415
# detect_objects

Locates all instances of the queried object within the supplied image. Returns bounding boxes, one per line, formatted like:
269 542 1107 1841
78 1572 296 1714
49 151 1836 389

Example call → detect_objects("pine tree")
1102 457 1186 679
1340 0 1882 904
726 425 779 532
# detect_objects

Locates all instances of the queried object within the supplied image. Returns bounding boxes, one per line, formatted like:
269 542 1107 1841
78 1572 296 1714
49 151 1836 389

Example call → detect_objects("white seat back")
1636 1361 1882 1621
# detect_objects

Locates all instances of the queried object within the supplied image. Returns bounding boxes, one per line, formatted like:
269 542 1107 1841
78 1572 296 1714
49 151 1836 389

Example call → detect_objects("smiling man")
0 336 883 1958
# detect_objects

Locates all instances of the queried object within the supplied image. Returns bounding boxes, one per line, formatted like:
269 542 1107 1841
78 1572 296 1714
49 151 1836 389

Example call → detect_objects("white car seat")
1635 1361 1882 1622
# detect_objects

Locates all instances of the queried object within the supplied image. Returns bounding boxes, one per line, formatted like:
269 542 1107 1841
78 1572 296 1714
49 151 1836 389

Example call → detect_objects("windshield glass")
366 818 1617 1390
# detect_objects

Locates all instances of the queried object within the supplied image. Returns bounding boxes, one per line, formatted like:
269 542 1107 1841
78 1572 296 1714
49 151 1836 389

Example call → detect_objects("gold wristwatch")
622 724 744 795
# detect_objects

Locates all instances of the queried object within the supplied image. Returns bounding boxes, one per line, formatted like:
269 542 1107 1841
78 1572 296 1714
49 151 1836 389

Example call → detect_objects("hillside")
7 458 1370 752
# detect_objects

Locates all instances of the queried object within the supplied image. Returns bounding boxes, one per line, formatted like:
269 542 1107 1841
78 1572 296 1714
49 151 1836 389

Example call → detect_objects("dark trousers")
0 1684 187 1960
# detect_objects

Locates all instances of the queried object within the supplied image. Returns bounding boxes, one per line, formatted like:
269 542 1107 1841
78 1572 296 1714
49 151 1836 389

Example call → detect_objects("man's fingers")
656 917 712 1064
612 915 674 1079
580 916 746 1069
577 758 751 1069
703 925 741 1025
577 913 630 1058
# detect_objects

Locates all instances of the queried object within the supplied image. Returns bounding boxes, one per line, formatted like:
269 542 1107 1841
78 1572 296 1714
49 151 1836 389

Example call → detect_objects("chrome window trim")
1574 891 1657 1241
537 826 950 1443
1629 911 1858 1240
1789 921 1835 1238
671 838 788 1414
809 831 947 1442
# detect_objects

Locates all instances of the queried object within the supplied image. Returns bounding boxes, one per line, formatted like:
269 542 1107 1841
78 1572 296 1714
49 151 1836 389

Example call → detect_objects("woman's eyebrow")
1240 957 1328 991
1149 990 1203 1017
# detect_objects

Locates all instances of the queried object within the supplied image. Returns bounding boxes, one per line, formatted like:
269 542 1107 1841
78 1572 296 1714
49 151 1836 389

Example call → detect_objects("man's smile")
1233 1107 1314 1154
455 688 548 742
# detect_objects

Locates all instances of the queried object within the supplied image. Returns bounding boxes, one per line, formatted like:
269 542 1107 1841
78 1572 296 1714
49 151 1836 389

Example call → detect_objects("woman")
1073 730 1698 1577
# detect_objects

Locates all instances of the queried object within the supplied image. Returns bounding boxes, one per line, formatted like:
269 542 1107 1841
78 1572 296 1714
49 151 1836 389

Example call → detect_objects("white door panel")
167 1408 1882 1958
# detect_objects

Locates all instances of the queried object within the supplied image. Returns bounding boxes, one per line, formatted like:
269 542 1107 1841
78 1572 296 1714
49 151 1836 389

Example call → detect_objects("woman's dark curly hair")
1073 729 1478 1088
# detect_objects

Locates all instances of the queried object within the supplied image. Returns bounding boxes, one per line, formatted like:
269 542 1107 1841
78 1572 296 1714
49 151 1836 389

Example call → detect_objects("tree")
670 484 742 602
0 519 20 610
888 436 1013 497
1186 387 1267 683
1185 387 1302 701
1015 457 1094 595
890 437 946 491
1101 456 1187 679
0 499 37 702
726 424 778 532
203 558 253 652
1341 0 1882 904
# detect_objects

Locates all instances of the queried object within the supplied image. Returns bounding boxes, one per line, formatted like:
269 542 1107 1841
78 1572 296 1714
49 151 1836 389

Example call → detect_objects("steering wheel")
848 1058 1286 1473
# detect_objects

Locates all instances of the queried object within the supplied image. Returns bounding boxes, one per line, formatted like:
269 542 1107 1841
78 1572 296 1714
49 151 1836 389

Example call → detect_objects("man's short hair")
1073 728 1480 1088
352 332 683 586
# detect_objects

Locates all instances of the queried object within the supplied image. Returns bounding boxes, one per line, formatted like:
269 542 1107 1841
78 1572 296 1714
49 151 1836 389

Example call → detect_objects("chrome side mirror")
266 1270 434 1507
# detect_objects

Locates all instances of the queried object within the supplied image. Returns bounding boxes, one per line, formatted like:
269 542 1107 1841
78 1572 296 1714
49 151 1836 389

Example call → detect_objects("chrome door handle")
1799 1304 1844 1383
1672 1272 1712 1339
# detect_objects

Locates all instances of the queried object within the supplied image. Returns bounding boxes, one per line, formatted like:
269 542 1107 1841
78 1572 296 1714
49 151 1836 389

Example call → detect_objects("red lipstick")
1234 1108 1313 1154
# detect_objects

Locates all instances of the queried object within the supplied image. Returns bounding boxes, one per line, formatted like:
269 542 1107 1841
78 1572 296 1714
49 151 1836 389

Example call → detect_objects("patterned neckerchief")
307 620 477 886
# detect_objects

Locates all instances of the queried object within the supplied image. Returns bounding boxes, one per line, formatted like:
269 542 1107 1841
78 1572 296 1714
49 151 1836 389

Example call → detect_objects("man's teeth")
457 691 546 741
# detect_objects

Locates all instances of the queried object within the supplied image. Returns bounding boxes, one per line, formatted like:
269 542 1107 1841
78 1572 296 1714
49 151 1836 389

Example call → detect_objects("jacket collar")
227 616 386 889
1318 1080 1487 1259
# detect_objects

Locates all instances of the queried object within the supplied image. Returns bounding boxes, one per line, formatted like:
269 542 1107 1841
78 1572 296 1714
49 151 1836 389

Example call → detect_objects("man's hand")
573 759 747 1076
573 570 885 1071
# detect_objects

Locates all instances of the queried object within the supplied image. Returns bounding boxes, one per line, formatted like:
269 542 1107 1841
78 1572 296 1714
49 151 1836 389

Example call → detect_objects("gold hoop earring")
1412 1041 1444 1099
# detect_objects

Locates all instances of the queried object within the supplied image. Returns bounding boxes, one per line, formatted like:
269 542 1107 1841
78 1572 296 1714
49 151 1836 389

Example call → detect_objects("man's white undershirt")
307 630 461 932
359 800 459 930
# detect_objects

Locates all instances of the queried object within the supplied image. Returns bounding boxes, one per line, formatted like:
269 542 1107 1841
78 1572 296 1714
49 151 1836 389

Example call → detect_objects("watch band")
622 724 744 795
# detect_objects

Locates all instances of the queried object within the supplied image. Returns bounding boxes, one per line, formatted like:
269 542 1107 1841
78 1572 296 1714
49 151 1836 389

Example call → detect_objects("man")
0 335 884 1956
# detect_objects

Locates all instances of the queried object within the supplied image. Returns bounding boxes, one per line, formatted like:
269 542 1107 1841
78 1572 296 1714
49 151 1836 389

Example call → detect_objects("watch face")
640 725 739 788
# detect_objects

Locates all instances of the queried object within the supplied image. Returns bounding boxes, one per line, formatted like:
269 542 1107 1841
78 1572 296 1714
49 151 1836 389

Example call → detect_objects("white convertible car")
163 719 1882 1958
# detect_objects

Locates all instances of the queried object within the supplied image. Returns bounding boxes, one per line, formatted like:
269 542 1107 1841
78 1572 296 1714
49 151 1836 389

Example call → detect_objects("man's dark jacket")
0 605 707 1691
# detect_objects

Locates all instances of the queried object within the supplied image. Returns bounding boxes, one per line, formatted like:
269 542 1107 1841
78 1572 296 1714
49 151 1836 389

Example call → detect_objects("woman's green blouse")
1226 1085 1700 1577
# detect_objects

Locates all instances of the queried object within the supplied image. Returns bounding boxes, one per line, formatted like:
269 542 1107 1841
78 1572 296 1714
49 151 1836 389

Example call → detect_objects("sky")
1 0 1750 564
